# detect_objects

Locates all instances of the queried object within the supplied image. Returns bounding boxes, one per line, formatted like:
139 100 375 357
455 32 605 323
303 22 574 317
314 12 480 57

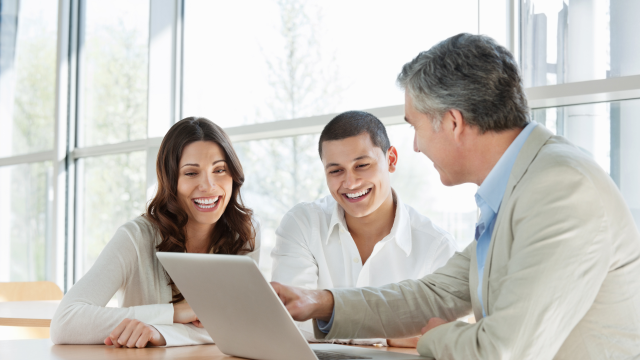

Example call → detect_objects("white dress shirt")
271 192 457 343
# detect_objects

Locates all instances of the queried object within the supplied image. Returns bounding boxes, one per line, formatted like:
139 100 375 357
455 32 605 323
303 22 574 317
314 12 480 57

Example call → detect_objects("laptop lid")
156 252 317 360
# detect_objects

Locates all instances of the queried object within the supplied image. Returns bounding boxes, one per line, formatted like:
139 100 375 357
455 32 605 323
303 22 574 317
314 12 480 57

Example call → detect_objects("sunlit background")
0 0 638 287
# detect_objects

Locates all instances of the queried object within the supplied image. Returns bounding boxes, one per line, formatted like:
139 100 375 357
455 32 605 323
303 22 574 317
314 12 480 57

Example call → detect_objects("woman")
51 117 260 347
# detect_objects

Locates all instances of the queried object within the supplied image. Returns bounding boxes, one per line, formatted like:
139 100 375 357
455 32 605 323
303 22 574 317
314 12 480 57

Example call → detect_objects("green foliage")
80 152 146 273
81 20 148 146
9 162 51 281
11 19 57 154
237 0 338 255
77 17 149 273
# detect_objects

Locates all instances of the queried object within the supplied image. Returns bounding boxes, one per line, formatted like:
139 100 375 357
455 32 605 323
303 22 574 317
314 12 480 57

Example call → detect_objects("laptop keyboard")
313 350 372 360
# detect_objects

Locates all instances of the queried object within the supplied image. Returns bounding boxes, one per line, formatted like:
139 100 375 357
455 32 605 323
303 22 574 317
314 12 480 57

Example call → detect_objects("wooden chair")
0 281 63 340
0 281 63 302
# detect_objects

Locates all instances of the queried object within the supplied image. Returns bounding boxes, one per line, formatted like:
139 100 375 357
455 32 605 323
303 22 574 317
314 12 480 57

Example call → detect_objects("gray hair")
397 33 529 132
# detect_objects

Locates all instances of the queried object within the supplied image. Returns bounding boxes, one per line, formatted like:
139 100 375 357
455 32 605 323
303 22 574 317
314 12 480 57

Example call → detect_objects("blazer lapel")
481 124 554 315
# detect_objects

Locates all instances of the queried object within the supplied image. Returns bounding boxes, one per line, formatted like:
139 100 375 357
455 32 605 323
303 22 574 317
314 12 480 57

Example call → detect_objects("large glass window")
236 134 328 278
521 0 640 87
387 125 477 248
182 0 478 127
0 0 58 157
531 98 640 226
75 152 146 277
0 162 53 282
77 0 149 147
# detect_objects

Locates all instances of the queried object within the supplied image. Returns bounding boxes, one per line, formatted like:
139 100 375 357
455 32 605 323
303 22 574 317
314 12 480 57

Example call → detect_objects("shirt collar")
389 193 412 256
476 122 538 216
325 190 413 256
326 202 348 244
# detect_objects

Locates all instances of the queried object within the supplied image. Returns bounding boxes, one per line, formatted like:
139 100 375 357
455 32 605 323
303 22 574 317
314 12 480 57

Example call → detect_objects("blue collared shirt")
475 121 537 317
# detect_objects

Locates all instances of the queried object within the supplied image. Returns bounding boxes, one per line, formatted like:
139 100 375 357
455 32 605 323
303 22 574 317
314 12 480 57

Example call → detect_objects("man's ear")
387 146 398 173
447 109 467 144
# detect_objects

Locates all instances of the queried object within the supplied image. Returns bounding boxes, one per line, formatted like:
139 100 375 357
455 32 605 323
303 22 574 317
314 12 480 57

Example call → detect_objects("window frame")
0 0 639 291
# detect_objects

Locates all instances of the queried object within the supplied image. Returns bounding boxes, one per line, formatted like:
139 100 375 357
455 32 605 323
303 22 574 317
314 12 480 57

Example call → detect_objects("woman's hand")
104 318 166 348
173 301 199 324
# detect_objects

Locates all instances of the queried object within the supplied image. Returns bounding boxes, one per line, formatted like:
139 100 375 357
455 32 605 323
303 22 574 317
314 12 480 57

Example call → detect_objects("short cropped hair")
397 33 529 133
318 111 390 158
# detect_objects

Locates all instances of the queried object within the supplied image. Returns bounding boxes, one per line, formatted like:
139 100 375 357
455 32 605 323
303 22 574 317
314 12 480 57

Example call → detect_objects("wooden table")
0 300 60 327
0 339 420 360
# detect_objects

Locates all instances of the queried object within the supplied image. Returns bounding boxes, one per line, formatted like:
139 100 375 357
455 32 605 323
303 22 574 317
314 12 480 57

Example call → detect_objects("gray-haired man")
271 33 640 359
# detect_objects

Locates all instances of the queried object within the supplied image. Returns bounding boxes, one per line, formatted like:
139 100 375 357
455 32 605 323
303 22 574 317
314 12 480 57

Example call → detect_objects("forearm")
322 278 471 340
316 248 472 341
51 300 173 344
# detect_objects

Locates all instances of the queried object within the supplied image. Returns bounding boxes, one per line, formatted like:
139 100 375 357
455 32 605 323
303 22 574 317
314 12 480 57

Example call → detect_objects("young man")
270 110 457 347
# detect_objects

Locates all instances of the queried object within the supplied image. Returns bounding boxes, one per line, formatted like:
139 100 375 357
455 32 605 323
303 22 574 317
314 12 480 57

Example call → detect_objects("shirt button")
353 257 359 264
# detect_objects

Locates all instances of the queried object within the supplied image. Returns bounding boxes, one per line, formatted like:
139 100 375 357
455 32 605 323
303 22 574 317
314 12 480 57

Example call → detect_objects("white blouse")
50 216 260 347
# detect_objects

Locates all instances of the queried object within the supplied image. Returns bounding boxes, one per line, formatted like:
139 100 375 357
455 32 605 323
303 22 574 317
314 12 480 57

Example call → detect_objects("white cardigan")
50 216 261 346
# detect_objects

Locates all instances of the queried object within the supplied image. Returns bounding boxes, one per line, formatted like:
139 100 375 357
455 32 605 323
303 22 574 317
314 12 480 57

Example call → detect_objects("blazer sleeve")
417 165 612 359
50 226 174 344
314 242 473 341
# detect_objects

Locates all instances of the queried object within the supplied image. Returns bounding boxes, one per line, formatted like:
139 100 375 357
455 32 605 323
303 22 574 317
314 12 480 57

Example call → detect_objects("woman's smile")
192 196 222 212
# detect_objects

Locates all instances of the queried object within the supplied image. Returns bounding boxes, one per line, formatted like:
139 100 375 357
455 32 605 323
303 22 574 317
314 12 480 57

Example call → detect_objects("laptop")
156 252 424 360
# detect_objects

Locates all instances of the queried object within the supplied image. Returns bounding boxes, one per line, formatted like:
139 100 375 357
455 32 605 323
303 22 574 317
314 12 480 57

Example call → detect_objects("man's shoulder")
512 134 621 217
284 195 335 221
527 135 609 183
402 203 456 247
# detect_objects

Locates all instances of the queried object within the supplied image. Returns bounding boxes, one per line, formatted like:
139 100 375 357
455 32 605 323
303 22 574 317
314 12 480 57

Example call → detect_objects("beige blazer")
314 125 640 359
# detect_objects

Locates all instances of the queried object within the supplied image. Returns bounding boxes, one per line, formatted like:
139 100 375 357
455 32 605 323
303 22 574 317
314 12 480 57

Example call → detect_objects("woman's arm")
50 225 174 345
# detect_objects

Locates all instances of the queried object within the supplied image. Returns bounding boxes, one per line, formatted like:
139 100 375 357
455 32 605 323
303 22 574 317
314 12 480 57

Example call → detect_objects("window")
236 134 328 278
0 0 58 282
75 152 146 278
182 0 479 127
77 0 149 147
0 0 58 157
521 0 640 87
0 162 53 281
3 0 639 291
387 125 477 247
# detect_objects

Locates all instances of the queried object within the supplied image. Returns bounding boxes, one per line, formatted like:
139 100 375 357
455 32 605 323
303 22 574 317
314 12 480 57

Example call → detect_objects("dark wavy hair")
145 117 255 303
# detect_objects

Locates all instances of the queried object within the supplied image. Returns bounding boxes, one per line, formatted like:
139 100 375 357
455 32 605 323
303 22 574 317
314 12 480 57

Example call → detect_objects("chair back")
0 281 63 302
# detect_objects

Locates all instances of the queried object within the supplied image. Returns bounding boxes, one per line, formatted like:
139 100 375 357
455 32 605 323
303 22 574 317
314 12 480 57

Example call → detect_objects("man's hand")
270 282 334 322
421 317 448 335
387 318 447 348
173 301 198 324
104 318 166 348
387 336 420 348
191 320 204 328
